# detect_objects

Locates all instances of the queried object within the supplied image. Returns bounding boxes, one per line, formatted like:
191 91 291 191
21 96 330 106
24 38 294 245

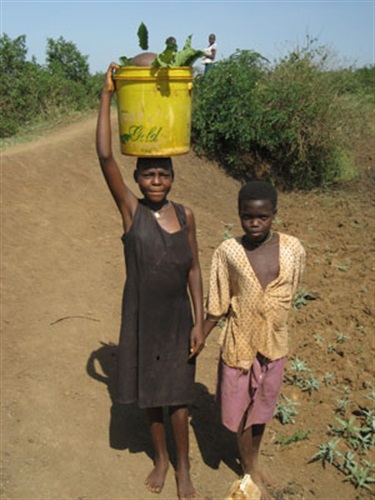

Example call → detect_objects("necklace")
152 201 171 219
243 231 274 250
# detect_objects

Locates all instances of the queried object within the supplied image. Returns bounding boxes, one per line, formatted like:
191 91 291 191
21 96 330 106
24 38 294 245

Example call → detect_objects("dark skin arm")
203 315 219 341
96 62 138 234
97 64 204 358
186 207 205 359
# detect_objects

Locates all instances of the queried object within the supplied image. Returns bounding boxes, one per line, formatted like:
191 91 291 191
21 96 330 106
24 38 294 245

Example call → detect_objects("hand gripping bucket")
114 66 193 156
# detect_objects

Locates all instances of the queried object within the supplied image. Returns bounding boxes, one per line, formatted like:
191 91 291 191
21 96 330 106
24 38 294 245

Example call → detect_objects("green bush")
192 39 363 189
0 33 103 138
192 50 269 179
252 50 346 188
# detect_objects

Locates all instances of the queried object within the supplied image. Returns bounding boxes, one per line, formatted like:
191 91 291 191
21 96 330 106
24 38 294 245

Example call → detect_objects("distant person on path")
202 33 217 74
96 62 205 500
203 181 306 499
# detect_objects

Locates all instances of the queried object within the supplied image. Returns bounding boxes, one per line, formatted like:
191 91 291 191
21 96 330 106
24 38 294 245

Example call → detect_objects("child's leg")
237 423 276 500
237 422 265 474
145 407 169 493
169 405 195 500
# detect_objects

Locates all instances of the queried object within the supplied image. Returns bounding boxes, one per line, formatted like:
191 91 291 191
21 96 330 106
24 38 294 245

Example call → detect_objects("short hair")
166 36 177 46
238 181 277 211
136 157 173 172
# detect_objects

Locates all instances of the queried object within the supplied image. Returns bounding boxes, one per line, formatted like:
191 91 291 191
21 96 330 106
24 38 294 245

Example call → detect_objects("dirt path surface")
2 115 374 500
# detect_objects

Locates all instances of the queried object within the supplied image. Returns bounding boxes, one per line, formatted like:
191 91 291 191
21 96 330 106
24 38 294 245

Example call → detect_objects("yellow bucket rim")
114 66 193 81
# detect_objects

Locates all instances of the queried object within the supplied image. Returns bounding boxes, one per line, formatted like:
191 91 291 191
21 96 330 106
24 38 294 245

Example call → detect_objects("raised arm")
185 207 205 359
96 63 138 233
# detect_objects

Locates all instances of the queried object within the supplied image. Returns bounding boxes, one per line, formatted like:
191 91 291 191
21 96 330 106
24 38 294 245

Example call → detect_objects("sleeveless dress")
115 200 196 408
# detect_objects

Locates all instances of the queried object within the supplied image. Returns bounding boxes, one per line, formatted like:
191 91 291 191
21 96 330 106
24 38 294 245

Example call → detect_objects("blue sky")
1 1 374 73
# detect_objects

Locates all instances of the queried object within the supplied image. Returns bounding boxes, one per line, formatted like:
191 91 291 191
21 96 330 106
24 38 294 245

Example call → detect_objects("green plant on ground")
335 387 352 416
364 390 375 403
288 356 309 374
342 459 375 491
285 356 321 394
313 333 326 343
327 332 350 356
222 223 234 240
311 438 341 466
313 444 375 490
333 258 352 272
274 395 300 424
323 372 335 387
335 332 350 343
313 390 375 491
292 289 316 310
329 417 362 449
275 429 312 445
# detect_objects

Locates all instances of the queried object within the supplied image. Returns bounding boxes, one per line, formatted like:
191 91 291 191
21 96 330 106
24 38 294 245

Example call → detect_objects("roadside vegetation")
1 33 374 188
0 34 103 145
192 37 374 189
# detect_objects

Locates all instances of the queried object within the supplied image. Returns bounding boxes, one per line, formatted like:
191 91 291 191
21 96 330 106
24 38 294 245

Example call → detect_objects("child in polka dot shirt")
203 180 305 499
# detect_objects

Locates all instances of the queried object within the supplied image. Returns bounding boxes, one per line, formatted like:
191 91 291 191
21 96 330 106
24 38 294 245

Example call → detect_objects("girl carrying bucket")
96 63 205 500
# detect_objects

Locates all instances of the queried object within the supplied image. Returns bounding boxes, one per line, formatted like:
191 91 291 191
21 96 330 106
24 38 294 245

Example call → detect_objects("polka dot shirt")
206 233 306 370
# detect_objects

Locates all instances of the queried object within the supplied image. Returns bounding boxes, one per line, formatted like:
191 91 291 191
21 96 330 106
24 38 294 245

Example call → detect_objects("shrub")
192 49 269 180
192 38 359 189
0 33 103 138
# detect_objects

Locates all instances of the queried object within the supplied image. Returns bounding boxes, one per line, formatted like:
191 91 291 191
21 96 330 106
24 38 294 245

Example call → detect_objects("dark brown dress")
115 200 196 408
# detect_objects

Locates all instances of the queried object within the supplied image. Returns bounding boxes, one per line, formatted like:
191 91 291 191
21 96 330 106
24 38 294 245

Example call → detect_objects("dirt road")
1 114 374 499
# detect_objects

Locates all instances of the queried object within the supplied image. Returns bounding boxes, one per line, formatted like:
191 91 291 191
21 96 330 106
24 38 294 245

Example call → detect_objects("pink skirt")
216 354 286 432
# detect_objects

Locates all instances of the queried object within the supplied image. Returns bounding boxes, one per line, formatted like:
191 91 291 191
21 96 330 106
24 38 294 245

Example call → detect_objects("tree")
0 34 41 136
0 33 28 74
46 36 89 84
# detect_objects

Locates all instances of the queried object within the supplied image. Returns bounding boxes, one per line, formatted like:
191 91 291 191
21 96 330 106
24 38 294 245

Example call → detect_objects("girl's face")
136 167 173 203
239 199 276 244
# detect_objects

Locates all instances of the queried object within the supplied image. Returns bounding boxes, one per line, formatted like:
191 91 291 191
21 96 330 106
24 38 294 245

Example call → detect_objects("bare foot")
257 467 280 489
145 458 169 494
250 470 275 500
175 466 196 500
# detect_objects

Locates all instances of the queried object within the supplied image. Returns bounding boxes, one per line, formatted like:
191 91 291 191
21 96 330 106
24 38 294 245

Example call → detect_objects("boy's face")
135 167 173 203
239 199 277 244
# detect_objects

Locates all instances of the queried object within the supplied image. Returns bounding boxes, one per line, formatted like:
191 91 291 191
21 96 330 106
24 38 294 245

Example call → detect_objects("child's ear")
273 208 278 217
133 170 139 183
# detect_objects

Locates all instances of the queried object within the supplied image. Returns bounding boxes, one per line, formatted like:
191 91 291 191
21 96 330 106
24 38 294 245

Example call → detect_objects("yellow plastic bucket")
114 66 193 157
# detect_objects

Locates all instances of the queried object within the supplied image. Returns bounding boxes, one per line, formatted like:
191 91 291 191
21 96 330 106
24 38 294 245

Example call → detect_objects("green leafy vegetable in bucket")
153 35 203 68
137 22 149 50
119 23 204 67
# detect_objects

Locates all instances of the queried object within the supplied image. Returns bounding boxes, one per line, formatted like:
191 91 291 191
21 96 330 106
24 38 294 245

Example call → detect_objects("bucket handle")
155 82 193 91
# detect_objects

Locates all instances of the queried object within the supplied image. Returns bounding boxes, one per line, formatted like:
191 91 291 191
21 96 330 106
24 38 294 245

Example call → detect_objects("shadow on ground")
86 342 241 475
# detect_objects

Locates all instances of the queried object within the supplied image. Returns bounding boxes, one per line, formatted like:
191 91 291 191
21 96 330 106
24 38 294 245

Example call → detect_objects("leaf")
152 48 176 68
119 56 132 66
173 35 204 67
137 22 148 50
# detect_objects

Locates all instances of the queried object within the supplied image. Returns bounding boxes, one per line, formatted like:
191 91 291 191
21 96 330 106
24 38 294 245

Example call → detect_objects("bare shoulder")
183 205 196 223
